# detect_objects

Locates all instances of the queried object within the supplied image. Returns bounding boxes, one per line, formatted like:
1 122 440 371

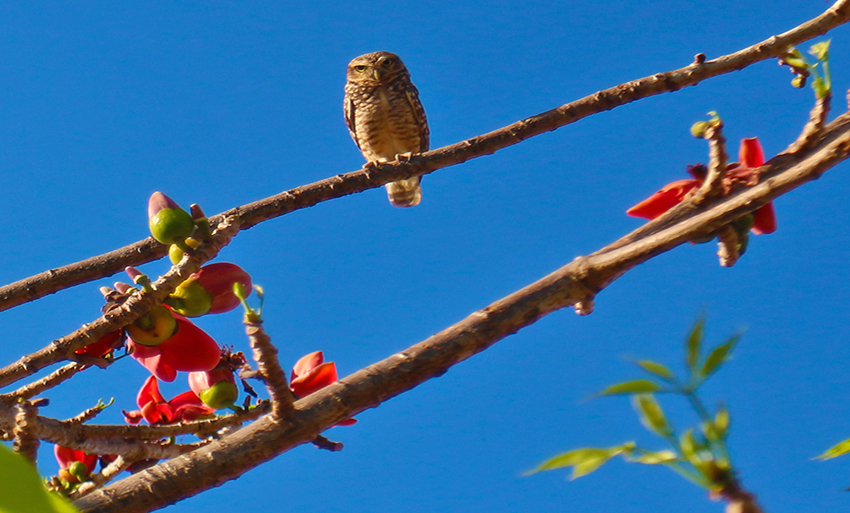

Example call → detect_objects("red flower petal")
192 263 253 314
739 137 765 168
123 409 144 424
290 361 338 398
626 179 699 220
75 330 122 358
751 202 777 235
291 351 324 381
136 375 166 408
141 401 172 424
54 445 98 473
188 368 236 397
336 418 358 426
130 314 221 382
171 394 216 422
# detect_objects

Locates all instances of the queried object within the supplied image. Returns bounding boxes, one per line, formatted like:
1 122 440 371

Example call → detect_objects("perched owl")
344 51 430 208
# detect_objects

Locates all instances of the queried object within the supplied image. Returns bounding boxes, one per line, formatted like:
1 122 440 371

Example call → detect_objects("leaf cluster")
528 317 742 494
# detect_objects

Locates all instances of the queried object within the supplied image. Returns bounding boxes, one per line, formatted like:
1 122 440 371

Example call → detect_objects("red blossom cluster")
627 137 777 235
57 192 356 485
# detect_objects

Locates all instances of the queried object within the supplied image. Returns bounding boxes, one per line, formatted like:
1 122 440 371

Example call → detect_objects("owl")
344 51 430 208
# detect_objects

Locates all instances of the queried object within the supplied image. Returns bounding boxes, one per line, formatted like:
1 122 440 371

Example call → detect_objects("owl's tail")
385 177 422 208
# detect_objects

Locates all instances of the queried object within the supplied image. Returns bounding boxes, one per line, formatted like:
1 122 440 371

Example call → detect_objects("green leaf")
701 334 741 378
598 380 660 397
632 394 670 436
637 360 674 381
632 450 678 465
526 448 613 474
816 438 850 460
783 56 808 69
679 429 699 464
571 453 615 479
809 40 831 61
686 317 705 373
812 76 830 100
0 444 79 513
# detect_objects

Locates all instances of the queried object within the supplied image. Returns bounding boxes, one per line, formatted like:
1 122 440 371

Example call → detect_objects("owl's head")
346 51 408 85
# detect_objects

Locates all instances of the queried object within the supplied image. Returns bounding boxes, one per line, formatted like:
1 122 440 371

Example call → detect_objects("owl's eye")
382 59 394 68
354 65 367 73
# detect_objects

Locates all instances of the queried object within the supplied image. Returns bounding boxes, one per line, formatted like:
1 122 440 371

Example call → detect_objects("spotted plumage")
344 51 429 207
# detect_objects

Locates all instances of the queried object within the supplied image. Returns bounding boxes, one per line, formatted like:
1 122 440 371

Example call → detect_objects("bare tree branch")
0 0 847 314
73 98 850 513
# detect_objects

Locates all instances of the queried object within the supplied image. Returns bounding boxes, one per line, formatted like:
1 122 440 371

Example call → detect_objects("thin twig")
787 93 832 153
700 122 729 198
64 400 113 425
69 456 132 500
0 362 84 403
716 225 741 267
244 321 294 418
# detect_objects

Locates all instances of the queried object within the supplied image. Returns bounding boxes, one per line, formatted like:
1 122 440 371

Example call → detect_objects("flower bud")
148 192 195 246
189 368 238 408
69 461 90 482
165 279 214 317
690 121 709 138
193 263 252 314
738 138 765 169
198 381 239 409
791 75 806 88
125 305 178 346
168 238 202 264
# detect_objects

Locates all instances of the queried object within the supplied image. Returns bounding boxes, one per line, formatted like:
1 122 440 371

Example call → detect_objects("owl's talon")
363 160 380 170
396 152 413 163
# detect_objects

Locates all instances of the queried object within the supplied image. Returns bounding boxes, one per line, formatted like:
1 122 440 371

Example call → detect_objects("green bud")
68 461 89 482
148 192 195 246
126 305 177 346
690 121 709 138
149 208 195 246
166 279 214 317
199 381 239 409
791 75 806 88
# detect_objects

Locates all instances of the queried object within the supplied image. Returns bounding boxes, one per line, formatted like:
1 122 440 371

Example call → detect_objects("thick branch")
2 0 848 313
74 99 850 513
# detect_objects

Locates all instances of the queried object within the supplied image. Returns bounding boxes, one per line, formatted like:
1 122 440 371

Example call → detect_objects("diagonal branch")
0 218 241 390
1 0 848 314
73 94 850 513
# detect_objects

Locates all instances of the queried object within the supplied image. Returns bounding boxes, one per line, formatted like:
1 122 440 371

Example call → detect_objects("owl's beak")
373 69 382 81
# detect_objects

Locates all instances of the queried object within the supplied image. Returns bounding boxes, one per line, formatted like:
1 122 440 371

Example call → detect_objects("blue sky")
1 1 850 512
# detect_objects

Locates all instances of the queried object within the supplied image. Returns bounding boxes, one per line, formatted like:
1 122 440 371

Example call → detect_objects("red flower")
54 445 98 483
627 137 776 235
167 263 253 317
75 330 123 358
290 351 356 426
123 375 215 425
128 311 221 382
